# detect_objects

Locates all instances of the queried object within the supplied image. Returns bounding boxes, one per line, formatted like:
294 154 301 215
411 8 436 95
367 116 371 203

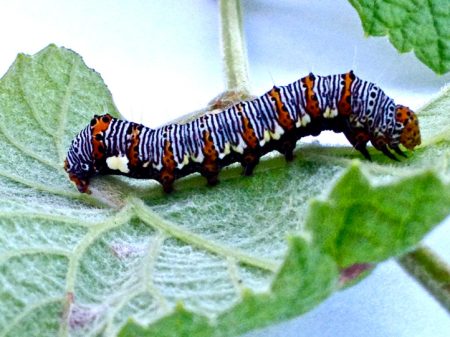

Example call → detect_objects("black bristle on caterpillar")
64 71 421 193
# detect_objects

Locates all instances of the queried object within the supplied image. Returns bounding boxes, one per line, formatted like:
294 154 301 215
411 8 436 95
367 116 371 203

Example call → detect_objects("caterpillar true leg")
342 122 372 161
201 161 220 186
391 145 408 158
379 144 400 162
160 170 175 193
355 142 371 161
277 132 297 162
241 150 260 176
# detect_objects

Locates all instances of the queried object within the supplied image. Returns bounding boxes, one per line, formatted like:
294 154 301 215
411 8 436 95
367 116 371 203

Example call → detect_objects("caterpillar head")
395 105 421 150
64 126 94 193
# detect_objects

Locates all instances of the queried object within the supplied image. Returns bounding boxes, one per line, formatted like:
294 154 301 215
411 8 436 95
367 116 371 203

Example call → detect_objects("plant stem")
219 0 250 93
398 245 450 312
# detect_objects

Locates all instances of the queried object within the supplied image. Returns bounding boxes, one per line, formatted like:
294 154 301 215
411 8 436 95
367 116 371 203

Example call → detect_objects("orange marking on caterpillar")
90 114 113 163
301 73 321 118
128 124 141 167
268 88 295 130
202 130 218 163
338 71 355 116
236 104 259 148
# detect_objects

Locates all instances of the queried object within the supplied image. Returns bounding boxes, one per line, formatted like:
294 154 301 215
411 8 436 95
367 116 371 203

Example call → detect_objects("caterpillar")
64 71 421 193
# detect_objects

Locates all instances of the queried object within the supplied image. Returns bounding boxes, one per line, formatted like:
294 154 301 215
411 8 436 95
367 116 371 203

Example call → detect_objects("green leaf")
348 0 450 74
310 167 450 267
0 45 449 337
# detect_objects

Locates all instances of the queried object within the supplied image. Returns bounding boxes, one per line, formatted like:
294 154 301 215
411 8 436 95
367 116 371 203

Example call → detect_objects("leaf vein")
55 57 78 163
132 198 279 272
16 58 55 137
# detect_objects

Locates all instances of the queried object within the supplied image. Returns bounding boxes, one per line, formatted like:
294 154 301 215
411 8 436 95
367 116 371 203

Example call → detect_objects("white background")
0 1 449 336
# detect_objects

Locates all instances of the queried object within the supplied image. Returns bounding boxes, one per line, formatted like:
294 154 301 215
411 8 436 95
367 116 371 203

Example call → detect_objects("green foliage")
349 0 450 74
310 167 450 267
0 45 448 337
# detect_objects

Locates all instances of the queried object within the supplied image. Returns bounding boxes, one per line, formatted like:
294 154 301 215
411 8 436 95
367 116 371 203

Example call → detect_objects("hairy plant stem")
219 0 250 93
398 245 450 312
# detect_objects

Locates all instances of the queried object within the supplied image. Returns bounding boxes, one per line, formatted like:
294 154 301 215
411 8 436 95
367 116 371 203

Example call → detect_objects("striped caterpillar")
64 71 421 193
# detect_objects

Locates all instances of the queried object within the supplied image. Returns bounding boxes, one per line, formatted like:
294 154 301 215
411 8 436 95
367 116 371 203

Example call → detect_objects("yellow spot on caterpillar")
175 155 189 169
269 131 280 140
106 155 130 173
269 124 284 140
191 152 205 163
323 107 338 118
301 114 311 126
219 143 231 158
153 162 163 170
231 144 244 154
224 143 231 155
183 154 189 165
323 106 332 118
